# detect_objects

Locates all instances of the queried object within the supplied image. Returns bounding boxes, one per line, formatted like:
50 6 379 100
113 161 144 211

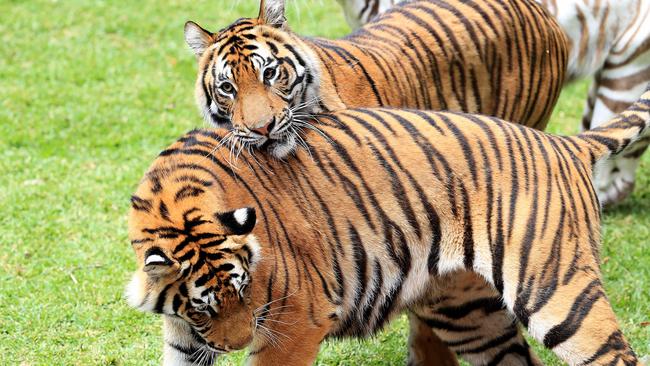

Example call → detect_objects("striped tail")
578 83 650 163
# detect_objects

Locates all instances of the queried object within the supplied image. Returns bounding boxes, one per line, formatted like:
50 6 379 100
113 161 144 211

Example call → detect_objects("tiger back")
337 0 650 206
184 0 568 158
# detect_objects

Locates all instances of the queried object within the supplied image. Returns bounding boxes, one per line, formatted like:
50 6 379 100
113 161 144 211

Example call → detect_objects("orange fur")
126 86 650 365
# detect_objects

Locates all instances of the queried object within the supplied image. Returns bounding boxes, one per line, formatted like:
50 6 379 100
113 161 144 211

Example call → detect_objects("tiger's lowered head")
125 173 261 357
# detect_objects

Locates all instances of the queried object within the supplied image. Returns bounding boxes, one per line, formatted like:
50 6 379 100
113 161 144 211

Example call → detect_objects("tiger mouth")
231 111 299 158
259 130 292 151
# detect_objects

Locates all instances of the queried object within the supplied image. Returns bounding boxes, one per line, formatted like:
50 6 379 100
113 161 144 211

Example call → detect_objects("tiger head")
125 171 261 354
184 0 321 159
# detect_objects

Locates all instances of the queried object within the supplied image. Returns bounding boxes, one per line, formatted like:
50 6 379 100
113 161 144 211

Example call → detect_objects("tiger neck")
300 36 377 112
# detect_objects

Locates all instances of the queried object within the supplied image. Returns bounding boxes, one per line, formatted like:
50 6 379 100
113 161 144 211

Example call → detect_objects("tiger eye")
263 67 276 81
219 82 234 94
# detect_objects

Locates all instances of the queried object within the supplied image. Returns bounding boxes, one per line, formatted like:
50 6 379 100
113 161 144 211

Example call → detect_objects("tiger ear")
184 21 215 57
216 207 257 235
258 0 286 28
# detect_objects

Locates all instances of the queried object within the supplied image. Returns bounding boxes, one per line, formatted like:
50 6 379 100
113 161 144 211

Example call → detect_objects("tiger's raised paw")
598 176 635 208
595 158 640 207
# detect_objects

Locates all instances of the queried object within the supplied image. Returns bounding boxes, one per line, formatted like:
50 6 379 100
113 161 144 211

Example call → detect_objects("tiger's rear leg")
411 272 541 366
502 263 638 365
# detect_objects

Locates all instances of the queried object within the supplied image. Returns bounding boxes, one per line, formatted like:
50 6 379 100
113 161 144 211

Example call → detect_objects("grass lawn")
0 0 648 365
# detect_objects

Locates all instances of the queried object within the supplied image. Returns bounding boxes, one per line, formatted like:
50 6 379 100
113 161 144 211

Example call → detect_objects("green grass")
0 1 648 365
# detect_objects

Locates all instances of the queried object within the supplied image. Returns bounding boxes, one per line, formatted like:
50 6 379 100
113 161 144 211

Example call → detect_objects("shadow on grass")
605 193 650 217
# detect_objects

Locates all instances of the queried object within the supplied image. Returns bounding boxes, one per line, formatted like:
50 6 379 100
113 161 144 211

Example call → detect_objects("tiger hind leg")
412 271 542 366
507 269 638 365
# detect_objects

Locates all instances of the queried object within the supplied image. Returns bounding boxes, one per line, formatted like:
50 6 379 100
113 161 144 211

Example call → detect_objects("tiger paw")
596 172 636 208
594 155 642 207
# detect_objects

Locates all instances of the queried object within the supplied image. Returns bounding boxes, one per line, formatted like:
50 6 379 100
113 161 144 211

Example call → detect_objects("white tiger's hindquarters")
540 0 650 206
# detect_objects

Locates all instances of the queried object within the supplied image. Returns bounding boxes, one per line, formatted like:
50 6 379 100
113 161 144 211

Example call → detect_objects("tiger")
183 1 568 362
335 0 650 206
125 84 650 366
184 0 567 159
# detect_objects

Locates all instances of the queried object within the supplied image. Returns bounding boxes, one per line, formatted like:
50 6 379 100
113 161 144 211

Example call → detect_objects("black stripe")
420 317 480 332
435 297 505 319
131 195 152 212
543 279 604 349
153 283 173 313
458 326 519 355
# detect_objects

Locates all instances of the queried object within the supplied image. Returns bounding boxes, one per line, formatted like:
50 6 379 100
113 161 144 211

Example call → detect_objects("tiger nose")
251 118 275 136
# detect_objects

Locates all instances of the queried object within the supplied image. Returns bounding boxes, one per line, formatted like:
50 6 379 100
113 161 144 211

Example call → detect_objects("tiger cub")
126 86 650 366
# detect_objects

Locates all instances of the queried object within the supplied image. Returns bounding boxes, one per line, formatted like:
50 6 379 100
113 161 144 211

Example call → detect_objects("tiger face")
184 1 320 158
125 185 261 354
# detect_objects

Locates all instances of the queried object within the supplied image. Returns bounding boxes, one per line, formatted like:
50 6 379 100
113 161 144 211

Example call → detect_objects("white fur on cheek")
247 235 262 268
125 274 146 309
270 134 297 159
234 208 249 226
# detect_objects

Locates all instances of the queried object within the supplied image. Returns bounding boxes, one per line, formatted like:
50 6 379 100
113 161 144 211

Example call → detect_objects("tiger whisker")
255 322 283 350
189 345 205 362
254 291 298 314
261 318 299 326
256 324 289 348
204 131 233 160
255 311 297 323
290 126 313 160
292 120 332 142
255 306 296 318
192 346 207 366
258 324 292 341
250 146 275 175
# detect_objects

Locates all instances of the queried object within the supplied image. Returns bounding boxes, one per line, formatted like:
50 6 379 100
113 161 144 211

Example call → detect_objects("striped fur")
183 1 568 363
339 0 650 206
185 0 568 159
126 85 650 366
336 0 403 26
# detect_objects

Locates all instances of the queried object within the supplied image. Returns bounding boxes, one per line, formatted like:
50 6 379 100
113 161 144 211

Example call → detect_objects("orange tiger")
126 86 650 366
338 0 650 206
183 1 569 363
184 0 567 158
